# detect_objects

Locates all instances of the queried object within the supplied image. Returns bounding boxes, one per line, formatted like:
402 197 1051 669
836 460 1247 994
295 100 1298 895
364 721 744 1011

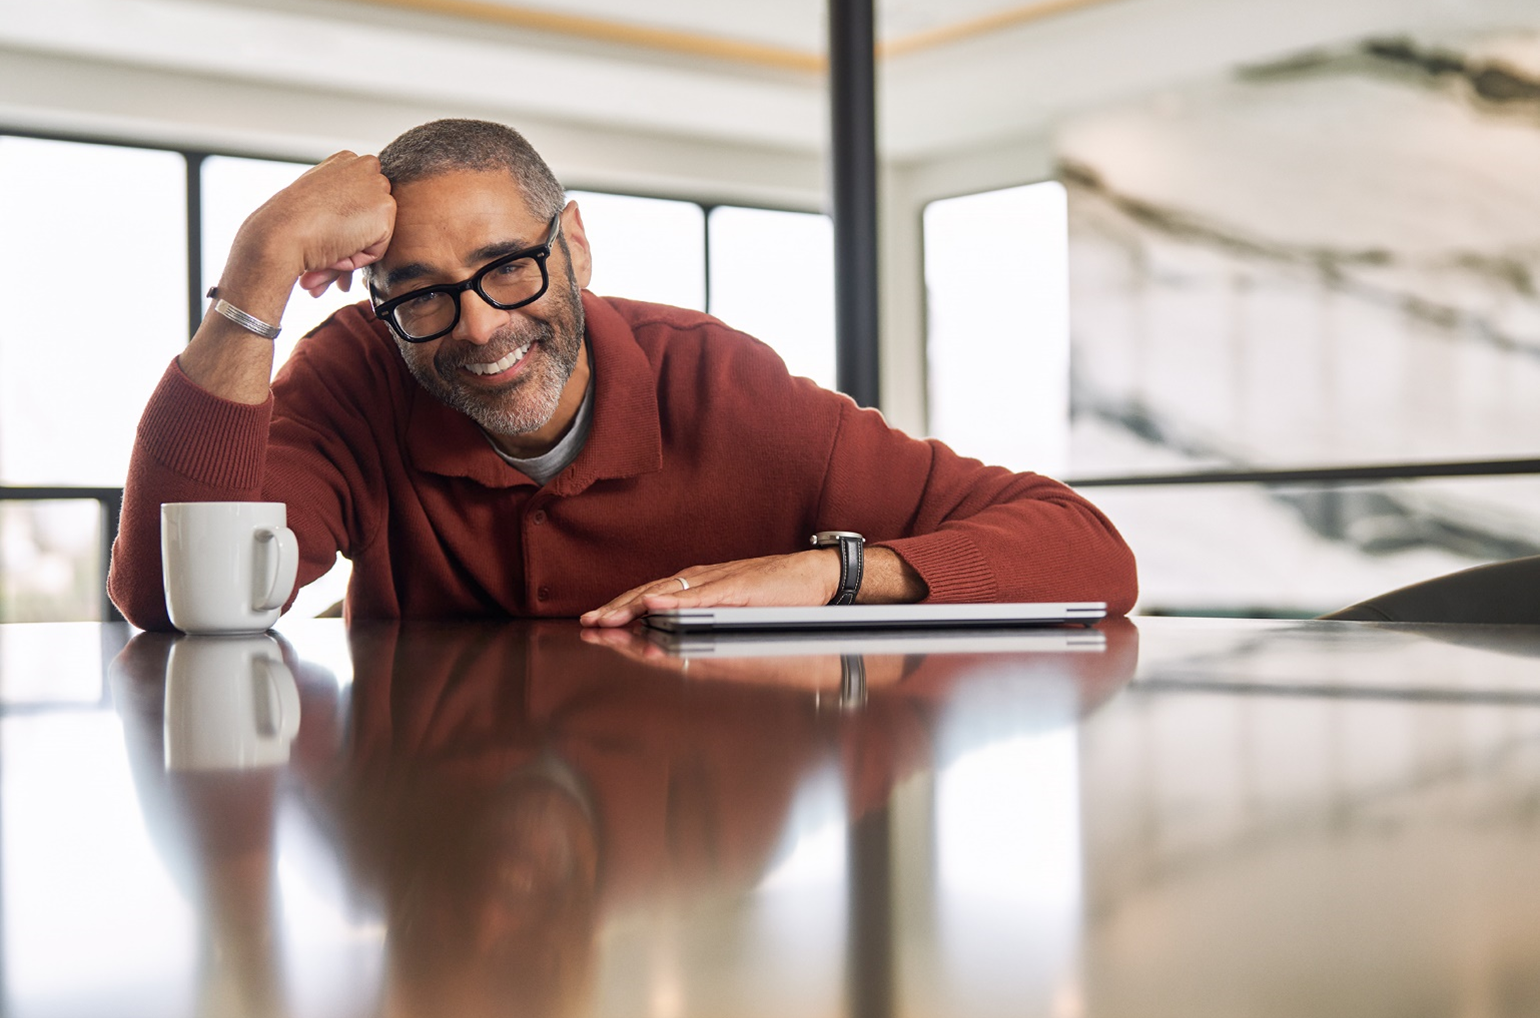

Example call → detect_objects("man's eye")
491 260 531 279
404 292 442 310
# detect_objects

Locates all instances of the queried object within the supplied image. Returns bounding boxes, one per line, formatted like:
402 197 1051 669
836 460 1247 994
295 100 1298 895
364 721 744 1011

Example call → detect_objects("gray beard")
398 279 585 437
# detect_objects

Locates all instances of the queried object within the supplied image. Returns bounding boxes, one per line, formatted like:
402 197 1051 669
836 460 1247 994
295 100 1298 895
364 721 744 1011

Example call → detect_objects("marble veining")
1056 27 1540 611
1243 35 1540 118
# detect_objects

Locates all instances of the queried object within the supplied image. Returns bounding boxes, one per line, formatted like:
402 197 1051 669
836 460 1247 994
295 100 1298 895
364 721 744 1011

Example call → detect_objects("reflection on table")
4 615 1540 1016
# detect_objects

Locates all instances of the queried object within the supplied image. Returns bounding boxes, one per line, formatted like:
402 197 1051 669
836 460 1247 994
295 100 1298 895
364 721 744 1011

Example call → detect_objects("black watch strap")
811 531 864 606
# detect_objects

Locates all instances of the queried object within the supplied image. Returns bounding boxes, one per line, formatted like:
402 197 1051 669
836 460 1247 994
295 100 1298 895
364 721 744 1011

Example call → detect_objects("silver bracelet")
206 287 281 340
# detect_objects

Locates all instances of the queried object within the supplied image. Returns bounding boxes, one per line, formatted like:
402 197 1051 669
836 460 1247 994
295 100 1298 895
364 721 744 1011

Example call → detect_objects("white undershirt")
482 377 595 486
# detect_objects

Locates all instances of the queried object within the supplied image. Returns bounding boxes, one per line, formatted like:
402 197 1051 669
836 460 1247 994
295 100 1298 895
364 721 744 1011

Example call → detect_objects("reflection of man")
108 118 1137 630
110 621 936 1017
109 618 1140 1016
368 760 601 1018
335 622 946 1018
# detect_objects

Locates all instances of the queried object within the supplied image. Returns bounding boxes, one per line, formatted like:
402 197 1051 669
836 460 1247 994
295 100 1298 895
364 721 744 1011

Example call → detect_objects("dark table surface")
3 614 1540 1017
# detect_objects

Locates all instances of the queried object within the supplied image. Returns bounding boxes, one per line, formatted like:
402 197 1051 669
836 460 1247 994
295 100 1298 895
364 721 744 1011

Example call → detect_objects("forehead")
382 169 542 271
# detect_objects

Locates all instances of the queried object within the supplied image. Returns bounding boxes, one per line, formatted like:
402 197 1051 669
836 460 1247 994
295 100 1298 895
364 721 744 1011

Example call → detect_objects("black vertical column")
832 11 889 1007
102 489 123 622
829 0 881 408
185 151 206 340
848 803 894 1018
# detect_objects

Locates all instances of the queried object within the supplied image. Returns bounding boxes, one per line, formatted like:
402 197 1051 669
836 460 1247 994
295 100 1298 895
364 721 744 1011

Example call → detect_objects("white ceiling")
1 0 1536 161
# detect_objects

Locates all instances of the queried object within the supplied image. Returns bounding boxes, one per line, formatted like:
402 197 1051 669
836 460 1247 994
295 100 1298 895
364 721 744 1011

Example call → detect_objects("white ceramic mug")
161 501 299 634
163 635 302 771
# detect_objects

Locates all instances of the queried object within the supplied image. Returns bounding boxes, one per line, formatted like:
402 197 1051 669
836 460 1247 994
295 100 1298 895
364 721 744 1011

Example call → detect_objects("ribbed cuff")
137 360 273 492
875 529 998 603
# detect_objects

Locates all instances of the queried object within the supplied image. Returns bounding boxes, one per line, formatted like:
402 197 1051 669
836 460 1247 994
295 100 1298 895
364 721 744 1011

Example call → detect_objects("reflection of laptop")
642 602 1105 635
646 626 1107 658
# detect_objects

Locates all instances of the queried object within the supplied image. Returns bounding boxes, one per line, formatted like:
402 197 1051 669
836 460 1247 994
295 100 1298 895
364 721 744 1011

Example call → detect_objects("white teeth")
464 343 529 375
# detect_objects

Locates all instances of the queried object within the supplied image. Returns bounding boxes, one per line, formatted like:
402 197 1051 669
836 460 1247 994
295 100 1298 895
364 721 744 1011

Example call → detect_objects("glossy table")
3 615 1540 1017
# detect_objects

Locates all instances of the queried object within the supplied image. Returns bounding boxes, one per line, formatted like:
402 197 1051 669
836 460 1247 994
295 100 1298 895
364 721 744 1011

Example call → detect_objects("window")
567 190 705 310
0 137 187 486
924 182 1070 476
0 136 186 621
574 193 837 390
709 205 836 390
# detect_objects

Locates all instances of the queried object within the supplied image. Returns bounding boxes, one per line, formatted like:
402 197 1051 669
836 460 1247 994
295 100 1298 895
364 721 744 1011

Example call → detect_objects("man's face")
373 170 592 441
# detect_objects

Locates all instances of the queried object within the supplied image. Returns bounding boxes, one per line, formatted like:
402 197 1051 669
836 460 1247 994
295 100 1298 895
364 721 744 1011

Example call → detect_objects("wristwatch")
811 530 865 605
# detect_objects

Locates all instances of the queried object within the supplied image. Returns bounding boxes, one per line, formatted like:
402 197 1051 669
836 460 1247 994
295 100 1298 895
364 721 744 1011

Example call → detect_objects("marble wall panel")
1057 29 1540 611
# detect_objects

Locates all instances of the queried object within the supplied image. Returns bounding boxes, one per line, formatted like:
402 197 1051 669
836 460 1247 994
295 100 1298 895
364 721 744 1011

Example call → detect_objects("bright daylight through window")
925 181 1070 477
0 137 185 621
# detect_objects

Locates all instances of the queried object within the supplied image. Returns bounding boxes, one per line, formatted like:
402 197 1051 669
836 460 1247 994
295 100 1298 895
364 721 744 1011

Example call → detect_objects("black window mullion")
701 202 715 314
185 151 207 341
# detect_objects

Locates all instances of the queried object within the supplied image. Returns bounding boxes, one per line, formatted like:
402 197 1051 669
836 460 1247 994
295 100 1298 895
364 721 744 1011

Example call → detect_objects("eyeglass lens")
392 256 548 340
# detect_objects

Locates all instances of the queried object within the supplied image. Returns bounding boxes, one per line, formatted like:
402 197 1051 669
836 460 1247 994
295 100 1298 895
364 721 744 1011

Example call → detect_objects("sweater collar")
405 291 662 491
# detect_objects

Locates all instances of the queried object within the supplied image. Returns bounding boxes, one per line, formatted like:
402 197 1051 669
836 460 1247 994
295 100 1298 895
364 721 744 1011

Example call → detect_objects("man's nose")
451 289 507 345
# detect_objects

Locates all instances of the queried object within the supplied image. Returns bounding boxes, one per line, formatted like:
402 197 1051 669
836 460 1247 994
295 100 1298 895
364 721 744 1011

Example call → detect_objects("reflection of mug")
164 636 301 771
161 502 299 634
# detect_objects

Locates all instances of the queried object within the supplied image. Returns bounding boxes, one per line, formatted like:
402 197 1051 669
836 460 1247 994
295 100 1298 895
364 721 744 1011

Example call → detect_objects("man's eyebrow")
379 238 538 294
380 262 433 292
466 237 536 266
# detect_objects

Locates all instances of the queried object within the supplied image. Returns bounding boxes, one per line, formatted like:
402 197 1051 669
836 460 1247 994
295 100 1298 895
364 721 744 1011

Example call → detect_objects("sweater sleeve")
107 357 363 630
108 361 271 629
815 398 1139 615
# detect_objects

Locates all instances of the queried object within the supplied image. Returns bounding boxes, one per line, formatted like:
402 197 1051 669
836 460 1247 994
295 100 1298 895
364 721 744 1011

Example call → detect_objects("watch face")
812 530 865 547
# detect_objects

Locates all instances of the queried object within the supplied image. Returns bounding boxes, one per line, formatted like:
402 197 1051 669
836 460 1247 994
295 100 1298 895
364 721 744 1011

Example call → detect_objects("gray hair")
377 119 566 220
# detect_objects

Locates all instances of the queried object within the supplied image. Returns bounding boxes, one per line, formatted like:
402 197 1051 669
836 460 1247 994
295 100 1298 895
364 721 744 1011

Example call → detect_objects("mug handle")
253 526 300 612
252 655 300 740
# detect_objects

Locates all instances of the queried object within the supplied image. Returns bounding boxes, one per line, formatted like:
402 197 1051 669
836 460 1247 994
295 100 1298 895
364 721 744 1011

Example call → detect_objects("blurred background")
1 0 1537 620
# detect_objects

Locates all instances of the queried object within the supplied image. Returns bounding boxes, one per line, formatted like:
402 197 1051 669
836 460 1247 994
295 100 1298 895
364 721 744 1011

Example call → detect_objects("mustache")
435 318 553 373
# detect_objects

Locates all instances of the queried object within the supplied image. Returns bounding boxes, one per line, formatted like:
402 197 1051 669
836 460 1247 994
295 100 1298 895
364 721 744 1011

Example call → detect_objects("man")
108 119 1136 630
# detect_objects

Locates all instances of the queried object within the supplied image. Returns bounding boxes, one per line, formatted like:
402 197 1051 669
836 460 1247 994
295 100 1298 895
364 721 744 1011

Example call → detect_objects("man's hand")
579 547 927 628
181 152 396 404
233 151 396 303
297 242 391 298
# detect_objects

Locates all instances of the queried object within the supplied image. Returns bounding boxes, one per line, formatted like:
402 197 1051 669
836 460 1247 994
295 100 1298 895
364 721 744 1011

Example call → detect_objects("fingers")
580 570 708 628
638 581 749 614
298 269 340 298
579 552 838 628
358 237 391 261
296 241 390 298
297 268 356 298
331 249 383 272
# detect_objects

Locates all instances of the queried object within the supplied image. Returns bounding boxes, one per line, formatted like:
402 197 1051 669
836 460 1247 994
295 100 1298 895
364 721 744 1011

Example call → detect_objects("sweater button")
531 509 547 525
537 586 550 601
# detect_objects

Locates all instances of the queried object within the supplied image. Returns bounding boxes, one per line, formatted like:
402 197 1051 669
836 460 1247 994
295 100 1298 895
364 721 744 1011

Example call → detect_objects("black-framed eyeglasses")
371 213 563 343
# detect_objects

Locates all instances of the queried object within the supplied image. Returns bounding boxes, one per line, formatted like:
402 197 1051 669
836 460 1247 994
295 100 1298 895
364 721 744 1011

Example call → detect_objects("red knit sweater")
108 294 1137 629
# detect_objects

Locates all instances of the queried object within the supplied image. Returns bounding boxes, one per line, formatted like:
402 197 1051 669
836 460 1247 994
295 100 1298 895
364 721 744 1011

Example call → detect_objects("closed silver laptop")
642 601 1106 634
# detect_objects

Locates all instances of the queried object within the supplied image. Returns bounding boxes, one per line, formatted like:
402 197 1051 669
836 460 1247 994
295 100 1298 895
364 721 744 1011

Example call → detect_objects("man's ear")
560 200 593 290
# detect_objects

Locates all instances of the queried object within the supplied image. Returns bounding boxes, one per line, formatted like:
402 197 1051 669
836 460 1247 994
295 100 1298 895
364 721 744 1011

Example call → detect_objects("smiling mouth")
462 340 532 377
